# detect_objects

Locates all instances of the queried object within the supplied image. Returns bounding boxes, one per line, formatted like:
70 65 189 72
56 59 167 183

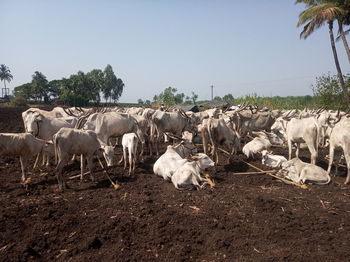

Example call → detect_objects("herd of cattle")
0 103 349 191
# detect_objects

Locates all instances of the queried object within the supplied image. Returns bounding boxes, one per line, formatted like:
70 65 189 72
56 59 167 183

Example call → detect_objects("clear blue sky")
1 0 349 102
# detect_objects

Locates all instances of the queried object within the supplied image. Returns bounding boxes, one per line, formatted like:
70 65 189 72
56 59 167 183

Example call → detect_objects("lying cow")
0 133 53 184
54 128 115 190
261 150 287 169
278 158 331 185
242 132 283 159
171 153 215 190
153 140 197 181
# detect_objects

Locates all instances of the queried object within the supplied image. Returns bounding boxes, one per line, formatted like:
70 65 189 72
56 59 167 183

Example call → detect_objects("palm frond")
297 3 343 27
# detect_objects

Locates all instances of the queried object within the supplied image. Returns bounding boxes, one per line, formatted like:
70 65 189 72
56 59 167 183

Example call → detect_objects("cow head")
174 140 198 158
97 144 117 167
190 153 215 169
26 112 43 137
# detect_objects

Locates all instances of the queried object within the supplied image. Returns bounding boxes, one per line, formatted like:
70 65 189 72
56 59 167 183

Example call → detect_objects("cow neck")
194 160 204 173
35 121 40 137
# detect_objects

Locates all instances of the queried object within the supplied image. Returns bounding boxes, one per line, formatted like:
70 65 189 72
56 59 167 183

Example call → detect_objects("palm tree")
0 64 13 97
296 0 349 105
336 0 350 63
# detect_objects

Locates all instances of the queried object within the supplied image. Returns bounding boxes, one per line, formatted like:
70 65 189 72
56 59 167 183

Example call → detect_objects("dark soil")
0 106 350 262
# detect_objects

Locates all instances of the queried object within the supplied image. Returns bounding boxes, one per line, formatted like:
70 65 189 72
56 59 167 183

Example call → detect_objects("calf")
54 128 115 190
153 140 197 181
0 133 52 183
261 150 287 169
120 133 139 176
279 158 331 185
243 132 284 159
171 153 215 190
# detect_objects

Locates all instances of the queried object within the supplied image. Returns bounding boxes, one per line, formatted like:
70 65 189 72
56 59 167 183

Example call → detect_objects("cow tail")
314 118 320 156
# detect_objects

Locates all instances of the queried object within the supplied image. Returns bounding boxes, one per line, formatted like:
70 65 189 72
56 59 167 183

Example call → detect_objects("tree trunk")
328 21 349 107
338 20 350 64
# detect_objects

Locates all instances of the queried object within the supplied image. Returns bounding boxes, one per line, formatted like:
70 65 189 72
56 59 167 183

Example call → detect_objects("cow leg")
47 155 50 166
139 141 144 161
334 150 343 176
80 154 85 181
288 139 292 160
155 133 161 156
19 156 27 182
33 153 40 169
128 147 133 176
295 143 300 159
87 157 94 182
307 143 317 165
122 146 127 171
327 145 335 175
56 155 69 191
343 146 350 184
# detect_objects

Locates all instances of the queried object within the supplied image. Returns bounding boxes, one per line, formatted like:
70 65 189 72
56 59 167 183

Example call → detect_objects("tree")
222 93 234 102
144 100 151 106
312 72 348 109
0 64 13 97
31 71 49 102
14 83 32 99
296 0 350 106
87 69 104 103
111 78 124 103
213 96 222 101
191 91 198 104
175 92 185 104
102 64 124 103
158 87 178 105
138 98 144 104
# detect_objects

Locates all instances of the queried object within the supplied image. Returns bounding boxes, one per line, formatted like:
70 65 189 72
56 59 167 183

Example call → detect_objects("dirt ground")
0 106 350 262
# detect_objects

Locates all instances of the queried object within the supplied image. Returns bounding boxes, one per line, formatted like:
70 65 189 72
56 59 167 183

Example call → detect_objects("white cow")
54 128 115 190
0 133 53 183
285 117 320 165
243 137 271 159
261 150 287 169
84 112 144 145
153 141 197 181
242 132 283 159
120 133 139 176
201 118 241 164
24 112 75 140
151 110 196 156
279 158 331 185
327 118 350 184
171 153 215 190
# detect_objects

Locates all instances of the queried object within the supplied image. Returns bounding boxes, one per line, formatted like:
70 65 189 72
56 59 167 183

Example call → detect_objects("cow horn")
179 109 190 119
164 132 185 142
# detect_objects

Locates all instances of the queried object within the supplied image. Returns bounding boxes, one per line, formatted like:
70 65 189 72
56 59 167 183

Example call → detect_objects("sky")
1 0 350 102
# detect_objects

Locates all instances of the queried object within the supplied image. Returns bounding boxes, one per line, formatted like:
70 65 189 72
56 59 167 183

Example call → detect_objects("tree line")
13 65 124 106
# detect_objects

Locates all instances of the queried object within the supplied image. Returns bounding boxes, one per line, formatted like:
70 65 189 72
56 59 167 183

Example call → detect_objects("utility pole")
211 85 213 101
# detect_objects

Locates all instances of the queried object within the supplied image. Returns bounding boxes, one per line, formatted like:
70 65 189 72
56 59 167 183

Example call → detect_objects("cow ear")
36 114 43 121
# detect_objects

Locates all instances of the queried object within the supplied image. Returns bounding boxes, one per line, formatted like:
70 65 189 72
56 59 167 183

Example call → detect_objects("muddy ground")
0 106 349 262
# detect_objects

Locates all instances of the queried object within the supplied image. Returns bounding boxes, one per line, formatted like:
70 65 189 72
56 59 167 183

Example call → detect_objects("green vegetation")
13 65 124 106
150 87 199 106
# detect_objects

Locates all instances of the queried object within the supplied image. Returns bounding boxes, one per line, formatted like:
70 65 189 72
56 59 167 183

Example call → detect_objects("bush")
10 96 27 107
312 73 349 110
